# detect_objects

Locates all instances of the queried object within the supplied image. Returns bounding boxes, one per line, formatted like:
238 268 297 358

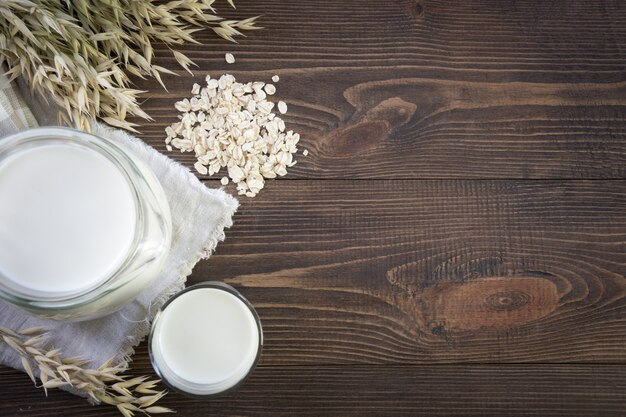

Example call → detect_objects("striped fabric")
0 72 38 136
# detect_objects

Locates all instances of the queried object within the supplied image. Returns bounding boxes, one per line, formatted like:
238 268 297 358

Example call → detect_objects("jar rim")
148 281 264 398
0 127 144 304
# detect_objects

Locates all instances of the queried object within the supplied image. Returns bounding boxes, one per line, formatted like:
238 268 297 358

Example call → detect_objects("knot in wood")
484 290 530 311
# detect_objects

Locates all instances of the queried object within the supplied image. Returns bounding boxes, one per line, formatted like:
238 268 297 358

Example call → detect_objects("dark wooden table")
2 0 626 415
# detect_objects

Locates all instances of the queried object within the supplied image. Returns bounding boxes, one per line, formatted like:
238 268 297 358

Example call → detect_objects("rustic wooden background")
2 0 626 415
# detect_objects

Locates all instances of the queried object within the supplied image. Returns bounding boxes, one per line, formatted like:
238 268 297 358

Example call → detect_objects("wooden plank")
126 0 626 179
187 179 626 364
1 364 625 416
3 1 626 415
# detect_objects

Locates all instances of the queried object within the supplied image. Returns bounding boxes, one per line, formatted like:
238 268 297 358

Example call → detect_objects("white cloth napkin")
0 74 238 384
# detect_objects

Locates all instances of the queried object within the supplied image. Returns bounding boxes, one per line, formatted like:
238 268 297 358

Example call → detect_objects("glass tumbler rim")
148 281 264 398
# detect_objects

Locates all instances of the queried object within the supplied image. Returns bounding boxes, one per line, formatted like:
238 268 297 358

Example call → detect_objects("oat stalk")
0 0 260 132
0 325 173 417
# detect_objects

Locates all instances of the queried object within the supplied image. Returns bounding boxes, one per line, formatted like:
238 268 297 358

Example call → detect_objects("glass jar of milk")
0 127 171 321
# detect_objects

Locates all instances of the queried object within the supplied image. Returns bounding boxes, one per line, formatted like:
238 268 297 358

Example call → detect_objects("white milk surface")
151 288 260 394
0 143 136 296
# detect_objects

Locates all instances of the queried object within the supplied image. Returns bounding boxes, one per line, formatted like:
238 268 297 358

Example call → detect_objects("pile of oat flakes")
165 68 302 197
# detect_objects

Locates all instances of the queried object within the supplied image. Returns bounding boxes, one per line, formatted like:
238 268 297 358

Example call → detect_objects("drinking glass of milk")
149 282 263 396
0 127 172 320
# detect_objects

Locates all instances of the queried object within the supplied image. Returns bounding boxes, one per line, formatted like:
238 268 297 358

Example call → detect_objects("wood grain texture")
189 180 626 364
1 364 625 417
3 0 626 415
129 0 626 179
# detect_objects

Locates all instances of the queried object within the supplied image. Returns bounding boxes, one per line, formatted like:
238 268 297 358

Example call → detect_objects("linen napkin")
0 73 239 386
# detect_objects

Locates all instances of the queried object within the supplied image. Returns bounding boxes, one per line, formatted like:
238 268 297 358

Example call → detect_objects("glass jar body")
0 127 172 321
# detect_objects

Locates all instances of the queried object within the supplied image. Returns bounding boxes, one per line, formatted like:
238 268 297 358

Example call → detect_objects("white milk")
150 287 261 395
0 143 136 297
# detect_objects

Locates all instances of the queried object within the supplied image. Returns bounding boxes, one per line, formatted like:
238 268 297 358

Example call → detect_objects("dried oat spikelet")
0 326 173 417
0 0 260 132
